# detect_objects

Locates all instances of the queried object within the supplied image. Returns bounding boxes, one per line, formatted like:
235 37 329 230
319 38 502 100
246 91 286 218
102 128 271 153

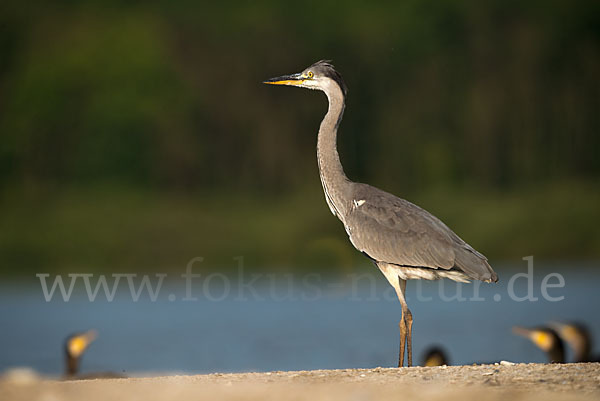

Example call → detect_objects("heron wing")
343 184 496 282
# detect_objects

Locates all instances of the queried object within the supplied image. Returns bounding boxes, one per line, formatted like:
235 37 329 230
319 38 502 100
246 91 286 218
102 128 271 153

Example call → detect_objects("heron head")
264 60 347 96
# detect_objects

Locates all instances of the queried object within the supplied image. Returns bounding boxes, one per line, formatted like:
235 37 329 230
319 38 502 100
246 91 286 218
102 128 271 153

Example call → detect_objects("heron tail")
454 247 498 283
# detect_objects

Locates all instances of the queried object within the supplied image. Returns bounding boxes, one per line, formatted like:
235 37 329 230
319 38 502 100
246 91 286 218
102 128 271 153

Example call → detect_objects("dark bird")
550 322 599 362
420 345 498 366
421 346 450 366
63 330 125 379
264 60 498 367
513 326 565 363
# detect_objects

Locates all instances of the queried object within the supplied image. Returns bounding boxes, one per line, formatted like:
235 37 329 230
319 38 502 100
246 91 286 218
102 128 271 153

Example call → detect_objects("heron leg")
405 305 413 367
397 278 413 367
398 312 406 367
376 264 413 368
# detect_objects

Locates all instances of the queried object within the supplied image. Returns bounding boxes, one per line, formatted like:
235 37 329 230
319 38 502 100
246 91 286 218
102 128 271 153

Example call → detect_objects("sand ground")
2 363 600 401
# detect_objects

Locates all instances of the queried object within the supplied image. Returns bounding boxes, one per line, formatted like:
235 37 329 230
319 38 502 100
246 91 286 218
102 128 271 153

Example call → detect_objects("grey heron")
264 60 498 367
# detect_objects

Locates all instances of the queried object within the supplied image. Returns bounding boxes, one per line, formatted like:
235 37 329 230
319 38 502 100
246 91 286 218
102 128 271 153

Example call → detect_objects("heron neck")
317 85 350 217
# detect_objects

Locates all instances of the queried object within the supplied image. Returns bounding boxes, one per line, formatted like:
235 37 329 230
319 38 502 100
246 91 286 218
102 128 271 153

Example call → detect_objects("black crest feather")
309 60 348 96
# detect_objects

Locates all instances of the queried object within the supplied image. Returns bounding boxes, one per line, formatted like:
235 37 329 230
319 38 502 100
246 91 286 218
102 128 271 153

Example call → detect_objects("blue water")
0 262 599 376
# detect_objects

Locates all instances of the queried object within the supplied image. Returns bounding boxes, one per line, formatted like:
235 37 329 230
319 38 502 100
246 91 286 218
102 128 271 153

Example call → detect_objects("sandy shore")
2 363 599 401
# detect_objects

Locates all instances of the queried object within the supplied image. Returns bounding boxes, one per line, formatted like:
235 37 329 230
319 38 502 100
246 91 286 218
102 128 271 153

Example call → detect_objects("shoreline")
2 363 599 401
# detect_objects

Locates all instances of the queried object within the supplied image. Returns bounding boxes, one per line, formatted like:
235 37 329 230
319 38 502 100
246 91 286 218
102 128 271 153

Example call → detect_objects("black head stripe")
309 60 348 96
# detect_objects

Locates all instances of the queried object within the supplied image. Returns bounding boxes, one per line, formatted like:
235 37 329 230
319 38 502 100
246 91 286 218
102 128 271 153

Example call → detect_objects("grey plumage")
345 183 497 283
265 60 498 368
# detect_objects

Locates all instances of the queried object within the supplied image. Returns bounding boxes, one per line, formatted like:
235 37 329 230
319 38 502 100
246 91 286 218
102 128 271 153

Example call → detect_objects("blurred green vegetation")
1 0 599 275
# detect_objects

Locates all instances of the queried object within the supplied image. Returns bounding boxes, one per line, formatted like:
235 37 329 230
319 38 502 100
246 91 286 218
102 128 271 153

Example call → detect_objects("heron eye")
307 71 314 78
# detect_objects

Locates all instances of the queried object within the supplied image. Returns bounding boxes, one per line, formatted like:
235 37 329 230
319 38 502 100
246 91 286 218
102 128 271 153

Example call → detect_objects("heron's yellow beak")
263 72 306 86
